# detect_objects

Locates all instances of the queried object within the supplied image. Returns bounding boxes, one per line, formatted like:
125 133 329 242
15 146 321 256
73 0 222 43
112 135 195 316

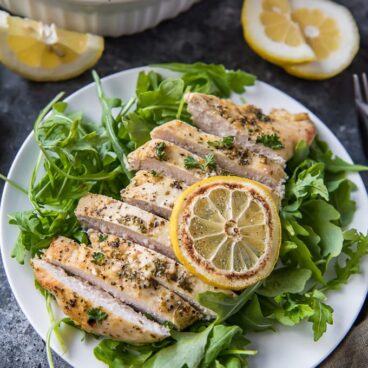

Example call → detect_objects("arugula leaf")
93 324 252 368
200 325 242 368
329 179 357 227
94 339 168 368
286 140 310 173
270 290 334 341
0 173 27 195
35 280 66 365
280 240 298 257
285 162 329 202
280 235 324 283
128 73 190 128
310 139 368 173
256 134 284 150
301 200 344 258
139 77 185 107
144 325 213 368
273 294 314 326
94 339 121 366
216 357 241 368
9 210 80 262
152 63 256 97
325 230 368 291
308 290 333 341
93 71 133 179
229 295 273 332
121 112 156 148
198 283 260 323
6 91 131 263
257 267 312 297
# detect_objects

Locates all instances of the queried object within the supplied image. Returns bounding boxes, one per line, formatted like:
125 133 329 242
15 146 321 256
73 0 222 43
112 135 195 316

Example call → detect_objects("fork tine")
362 73 368 103
353 74 363 102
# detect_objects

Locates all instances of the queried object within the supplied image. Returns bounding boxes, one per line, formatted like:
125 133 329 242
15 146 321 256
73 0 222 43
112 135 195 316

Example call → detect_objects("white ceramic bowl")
0 0 199 36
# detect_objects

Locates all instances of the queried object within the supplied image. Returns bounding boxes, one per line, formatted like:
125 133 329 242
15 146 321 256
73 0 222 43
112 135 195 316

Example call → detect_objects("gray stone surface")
0 0 367 367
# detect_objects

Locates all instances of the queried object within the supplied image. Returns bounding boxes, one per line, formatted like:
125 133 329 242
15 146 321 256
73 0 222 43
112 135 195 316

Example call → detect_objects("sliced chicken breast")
31 258 169 343
185 92 316 162
88 231 233 317
127 139 221 186
75 193 174 259
43 237 200 329
151 120 286 194
122 166 280 221
121 170 187 219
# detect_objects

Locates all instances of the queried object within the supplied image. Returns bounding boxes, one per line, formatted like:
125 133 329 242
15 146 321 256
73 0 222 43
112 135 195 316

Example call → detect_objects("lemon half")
170 176 281 290
0 11 104 81
241 0 315 65
284 0 360 80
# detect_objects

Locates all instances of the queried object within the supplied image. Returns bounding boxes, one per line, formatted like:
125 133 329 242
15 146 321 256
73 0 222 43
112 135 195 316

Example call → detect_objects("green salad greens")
1 62 368 368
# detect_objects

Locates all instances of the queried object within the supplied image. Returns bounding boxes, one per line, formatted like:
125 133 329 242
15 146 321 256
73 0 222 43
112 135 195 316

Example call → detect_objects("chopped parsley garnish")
203 153 217 171
143 312 155 321
155 142 167 161
208 136 234 149
162 321 177 330
256 111 270 122
184 153 217 172
92 251 105 264
98 234 108 242
256 133 284 150
87 307 107 325
151 170 161 177
184 155 201 170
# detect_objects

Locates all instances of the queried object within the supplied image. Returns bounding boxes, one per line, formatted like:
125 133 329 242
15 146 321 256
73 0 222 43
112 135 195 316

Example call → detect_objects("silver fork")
353 73 368 158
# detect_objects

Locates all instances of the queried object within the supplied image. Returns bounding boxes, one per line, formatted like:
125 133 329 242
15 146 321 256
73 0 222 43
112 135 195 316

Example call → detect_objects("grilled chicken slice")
127 139 220 186
121 170 187 219
185 92 316 162
88 231 227 318
43 237 200 329
122 168 280 222
75 193 174 259
151 120 286 194
31 259 169 343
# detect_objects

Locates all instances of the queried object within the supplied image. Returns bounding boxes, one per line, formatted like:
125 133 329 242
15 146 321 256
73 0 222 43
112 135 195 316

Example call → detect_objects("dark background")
0 0 367 366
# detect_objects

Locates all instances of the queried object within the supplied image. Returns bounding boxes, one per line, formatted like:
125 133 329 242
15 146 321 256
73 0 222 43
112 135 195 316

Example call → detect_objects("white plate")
1 67 367 368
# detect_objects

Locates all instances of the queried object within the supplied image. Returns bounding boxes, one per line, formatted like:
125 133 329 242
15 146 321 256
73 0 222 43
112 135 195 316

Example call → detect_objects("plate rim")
1 66 367 368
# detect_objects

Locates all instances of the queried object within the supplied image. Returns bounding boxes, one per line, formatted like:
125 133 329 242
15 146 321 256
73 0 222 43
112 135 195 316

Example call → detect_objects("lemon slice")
0 11 104 81
170 176 281 290
284 0 359 80
241 0 315 65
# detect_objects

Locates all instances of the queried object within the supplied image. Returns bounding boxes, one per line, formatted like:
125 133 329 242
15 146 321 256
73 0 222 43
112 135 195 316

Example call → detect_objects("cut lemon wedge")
170 176 281 290
241 0 315 65
284 0 360 79
0 11 104 81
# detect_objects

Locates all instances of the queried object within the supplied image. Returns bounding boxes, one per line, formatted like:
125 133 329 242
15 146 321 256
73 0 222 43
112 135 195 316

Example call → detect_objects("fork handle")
357 112 368 158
